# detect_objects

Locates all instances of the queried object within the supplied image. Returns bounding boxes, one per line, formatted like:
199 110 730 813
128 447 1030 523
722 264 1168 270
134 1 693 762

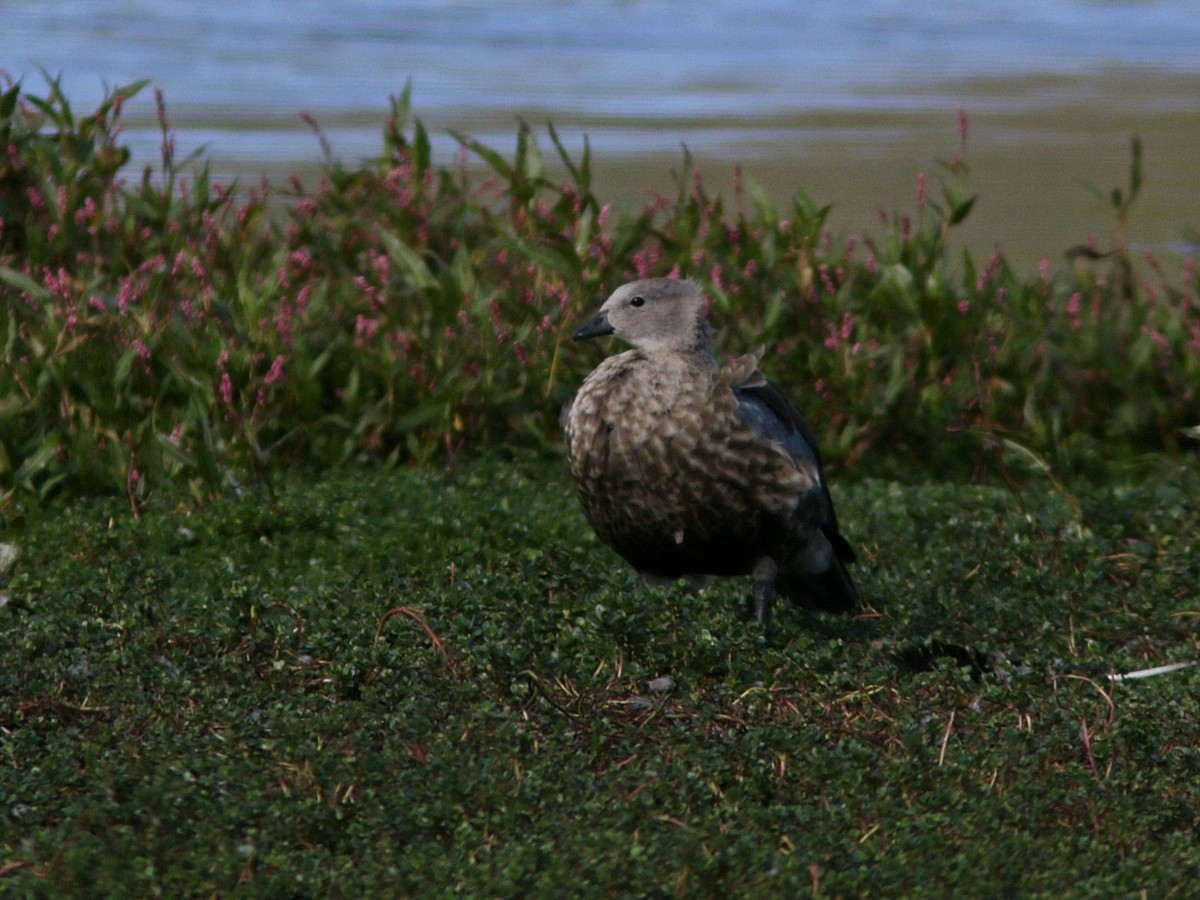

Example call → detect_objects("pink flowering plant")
1 78 1197 507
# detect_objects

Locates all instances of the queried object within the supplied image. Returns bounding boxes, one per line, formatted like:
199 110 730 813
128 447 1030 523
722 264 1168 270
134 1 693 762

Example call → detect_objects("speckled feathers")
565 278 859 625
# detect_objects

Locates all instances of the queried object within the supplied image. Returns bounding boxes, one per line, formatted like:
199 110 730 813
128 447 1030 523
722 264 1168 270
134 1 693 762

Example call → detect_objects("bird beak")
572 309 614 341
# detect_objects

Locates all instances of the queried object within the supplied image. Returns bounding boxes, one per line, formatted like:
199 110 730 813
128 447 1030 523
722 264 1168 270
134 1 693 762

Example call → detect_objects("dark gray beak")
572 310 614 341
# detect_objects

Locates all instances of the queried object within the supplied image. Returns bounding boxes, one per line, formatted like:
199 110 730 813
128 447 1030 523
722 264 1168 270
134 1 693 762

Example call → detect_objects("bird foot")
743 557 778 633
745 578 774 633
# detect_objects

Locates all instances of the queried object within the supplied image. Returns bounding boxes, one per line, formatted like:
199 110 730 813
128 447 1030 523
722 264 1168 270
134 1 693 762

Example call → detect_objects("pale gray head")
573 278 713 357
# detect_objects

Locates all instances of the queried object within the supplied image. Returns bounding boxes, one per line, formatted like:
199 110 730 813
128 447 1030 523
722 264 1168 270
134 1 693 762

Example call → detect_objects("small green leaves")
2 464 1199 895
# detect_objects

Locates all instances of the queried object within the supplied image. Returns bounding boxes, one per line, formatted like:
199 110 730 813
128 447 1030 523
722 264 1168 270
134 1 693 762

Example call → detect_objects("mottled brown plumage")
565 278 859 628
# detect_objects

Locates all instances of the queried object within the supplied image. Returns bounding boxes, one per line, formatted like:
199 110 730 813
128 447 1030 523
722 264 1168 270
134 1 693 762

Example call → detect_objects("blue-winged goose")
565 277 859 629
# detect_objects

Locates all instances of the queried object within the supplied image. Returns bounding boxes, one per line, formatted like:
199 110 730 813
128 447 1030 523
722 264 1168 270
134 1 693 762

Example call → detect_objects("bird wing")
729 362 856 566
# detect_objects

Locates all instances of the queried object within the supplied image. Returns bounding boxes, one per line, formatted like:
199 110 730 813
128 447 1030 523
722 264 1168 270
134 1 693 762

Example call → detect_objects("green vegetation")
2 463 1198 896
1 78 1197 508
1 77 1198 896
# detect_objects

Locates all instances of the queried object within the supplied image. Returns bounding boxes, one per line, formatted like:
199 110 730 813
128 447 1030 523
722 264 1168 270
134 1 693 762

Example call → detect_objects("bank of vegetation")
1 78 1196 509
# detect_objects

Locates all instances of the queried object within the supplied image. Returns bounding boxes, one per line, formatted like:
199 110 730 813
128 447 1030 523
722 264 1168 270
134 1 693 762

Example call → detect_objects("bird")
564 277 859 630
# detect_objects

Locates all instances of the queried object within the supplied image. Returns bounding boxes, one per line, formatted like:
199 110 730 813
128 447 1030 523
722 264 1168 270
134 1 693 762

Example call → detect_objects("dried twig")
374 605 459 675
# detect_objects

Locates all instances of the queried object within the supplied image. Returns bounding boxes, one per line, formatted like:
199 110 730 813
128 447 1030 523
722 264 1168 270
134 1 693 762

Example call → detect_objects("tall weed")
1 78 1196 507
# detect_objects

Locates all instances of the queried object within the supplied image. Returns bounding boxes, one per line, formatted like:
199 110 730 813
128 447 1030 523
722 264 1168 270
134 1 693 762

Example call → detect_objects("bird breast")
566 350 817 576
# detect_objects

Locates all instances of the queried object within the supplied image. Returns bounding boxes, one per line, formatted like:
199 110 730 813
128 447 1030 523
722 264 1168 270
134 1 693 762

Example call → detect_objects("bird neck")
668 317 715 364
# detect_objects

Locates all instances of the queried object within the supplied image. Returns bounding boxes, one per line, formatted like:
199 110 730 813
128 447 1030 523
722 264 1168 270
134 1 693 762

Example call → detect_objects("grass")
2 460 1198 896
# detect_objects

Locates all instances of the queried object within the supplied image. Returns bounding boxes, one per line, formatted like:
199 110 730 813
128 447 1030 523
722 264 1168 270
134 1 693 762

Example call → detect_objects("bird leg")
747 557 779 630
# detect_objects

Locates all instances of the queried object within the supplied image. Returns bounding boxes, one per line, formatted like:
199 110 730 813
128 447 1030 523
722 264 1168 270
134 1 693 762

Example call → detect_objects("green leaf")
749 180 779 221
548 122 587 189
13 434 61 488
948 194 977 226
114 348 137 390
378 230 436 290
450 130 514 182
515 120 545 185
0 266 51 301
760 290 785 334
0 81 18 114
393 78 414 132
413 117 432 175
111 78 151 103
1128 134 1143 199
500 236 580 278
155 432 197 468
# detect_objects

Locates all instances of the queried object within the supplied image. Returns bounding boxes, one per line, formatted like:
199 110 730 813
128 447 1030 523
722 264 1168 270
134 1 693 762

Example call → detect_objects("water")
4 0 1200 167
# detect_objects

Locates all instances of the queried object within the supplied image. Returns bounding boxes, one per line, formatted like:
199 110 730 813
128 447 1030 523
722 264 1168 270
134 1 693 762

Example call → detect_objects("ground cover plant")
2 462 1198 896
1 77 1199 896
1 78 1198 508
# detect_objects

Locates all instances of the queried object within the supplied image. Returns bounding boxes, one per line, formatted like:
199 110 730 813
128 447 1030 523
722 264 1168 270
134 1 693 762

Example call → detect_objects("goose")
564 277 859 629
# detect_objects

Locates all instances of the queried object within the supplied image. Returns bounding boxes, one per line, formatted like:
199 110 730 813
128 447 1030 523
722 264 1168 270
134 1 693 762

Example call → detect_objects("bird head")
573 278 712 355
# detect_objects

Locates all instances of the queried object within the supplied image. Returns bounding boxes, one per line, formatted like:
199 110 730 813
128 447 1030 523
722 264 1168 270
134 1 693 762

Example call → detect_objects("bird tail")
776 552 859 614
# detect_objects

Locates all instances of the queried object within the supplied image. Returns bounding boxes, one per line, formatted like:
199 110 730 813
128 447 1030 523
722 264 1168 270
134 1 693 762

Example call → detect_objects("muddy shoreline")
171 71 1198 273
578 73 1200 272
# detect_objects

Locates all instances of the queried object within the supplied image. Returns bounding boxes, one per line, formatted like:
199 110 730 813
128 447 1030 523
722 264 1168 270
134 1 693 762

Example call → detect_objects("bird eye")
630 296 645 308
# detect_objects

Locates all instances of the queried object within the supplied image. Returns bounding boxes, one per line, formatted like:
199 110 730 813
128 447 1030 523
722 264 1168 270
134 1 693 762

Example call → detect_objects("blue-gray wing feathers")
734 380 856 566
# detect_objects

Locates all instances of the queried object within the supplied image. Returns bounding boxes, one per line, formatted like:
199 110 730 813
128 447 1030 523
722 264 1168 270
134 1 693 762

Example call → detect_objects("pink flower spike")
840 311 855 341
265 355 287 385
